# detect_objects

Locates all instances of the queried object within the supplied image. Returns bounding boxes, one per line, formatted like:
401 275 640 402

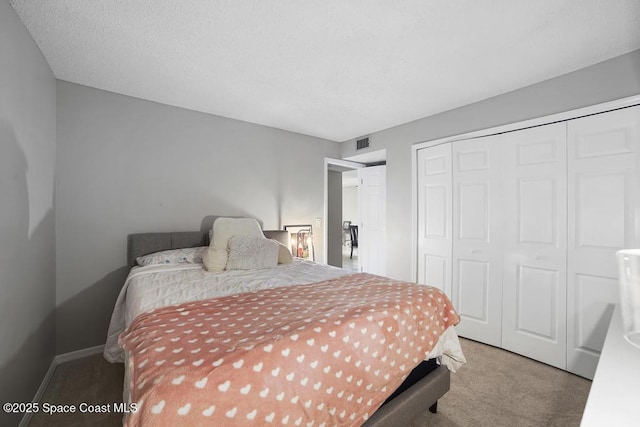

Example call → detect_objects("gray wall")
55 81 340 353
342 49 640 282
327 170 343 267
0 1 57 425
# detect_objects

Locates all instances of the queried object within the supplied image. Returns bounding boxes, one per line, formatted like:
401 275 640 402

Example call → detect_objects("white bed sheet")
104 259 465 373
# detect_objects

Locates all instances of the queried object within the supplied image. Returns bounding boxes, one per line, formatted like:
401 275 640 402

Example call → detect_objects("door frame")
410 94 640 282
323 158 365 265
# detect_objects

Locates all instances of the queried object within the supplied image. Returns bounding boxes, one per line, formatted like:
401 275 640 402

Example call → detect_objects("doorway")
324 158 363 269
323 150 387 273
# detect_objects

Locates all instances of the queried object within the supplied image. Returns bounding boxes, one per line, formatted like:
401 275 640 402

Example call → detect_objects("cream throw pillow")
226 236 279 270
204 217 265 272
274 240 293 264
202 247 228 272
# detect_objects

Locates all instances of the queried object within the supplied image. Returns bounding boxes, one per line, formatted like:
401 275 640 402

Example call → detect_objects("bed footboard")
363 365 450 426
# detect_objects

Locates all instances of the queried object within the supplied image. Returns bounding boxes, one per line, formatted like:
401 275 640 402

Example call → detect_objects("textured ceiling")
10 0 640 142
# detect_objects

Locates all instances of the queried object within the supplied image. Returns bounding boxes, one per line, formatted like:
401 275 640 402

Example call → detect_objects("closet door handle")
471 249 481 254
533 253 543 260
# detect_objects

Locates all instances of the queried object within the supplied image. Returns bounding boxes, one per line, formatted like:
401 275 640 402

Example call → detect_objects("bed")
104 227 465 426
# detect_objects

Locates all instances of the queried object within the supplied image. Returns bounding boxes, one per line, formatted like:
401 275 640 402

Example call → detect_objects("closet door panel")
457 259 489 322
458 183 488 240
515 266 558 338
518 179 556 243
417 144 452 296
567 105 640 379
577 173 626 248
501 123 567 370
452 137 503 346
574 274 619 352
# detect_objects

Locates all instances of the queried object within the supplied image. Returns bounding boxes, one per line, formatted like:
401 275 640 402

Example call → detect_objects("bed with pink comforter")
119 273 460 426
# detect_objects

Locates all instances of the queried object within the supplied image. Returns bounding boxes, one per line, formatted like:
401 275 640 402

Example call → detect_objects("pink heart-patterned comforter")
119 273 460 426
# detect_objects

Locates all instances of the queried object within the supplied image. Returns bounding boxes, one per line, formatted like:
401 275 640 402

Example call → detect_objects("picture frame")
283 225 314 260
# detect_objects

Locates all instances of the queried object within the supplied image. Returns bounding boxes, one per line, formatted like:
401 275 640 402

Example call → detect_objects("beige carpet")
28 355 124 427
28 338 590 426
413 339 591 427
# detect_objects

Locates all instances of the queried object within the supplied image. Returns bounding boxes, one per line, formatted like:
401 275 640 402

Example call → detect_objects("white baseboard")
55 344 104 365
18 357 57 427
19 344 106 427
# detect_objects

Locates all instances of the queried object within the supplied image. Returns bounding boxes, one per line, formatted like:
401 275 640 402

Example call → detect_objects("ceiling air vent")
356 137 370 150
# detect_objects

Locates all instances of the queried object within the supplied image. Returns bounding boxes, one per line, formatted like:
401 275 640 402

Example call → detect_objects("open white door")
358 165 387 275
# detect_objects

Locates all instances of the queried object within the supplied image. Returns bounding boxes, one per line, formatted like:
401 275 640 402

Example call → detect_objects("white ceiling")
10 1 640 142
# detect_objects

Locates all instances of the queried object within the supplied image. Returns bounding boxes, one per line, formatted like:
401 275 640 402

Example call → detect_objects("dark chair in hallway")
342 221 351 246
349 225 358 259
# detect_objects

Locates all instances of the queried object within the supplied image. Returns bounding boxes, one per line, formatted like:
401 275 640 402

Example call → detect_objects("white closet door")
567 105 640 379
452 137 503 346
358 165 387 276
416 144 452 296
501 123 568 369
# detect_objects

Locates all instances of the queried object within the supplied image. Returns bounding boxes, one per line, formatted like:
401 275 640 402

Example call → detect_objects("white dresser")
581 305 640 426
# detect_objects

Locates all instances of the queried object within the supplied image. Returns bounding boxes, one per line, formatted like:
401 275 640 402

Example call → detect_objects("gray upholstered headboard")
127 230 289 266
